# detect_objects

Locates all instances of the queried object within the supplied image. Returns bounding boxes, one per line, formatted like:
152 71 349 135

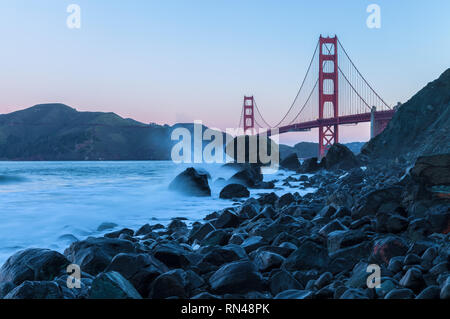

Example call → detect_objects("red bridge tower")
318 36 339 158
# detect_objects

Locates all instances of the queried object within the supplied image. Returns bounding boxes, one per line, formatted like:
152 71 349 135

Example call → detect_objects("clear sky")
0 0 449 145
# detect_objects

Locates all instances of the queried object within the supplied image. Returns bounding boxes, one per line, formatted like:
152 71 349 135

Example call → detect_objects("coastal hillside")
0 104 224 161
361 68 450 160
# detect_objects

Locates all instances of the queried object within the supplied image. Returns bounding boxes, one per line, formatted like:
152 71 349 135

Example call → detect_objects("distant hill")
280 141 365 160
361 68 450 160
0 104 226 161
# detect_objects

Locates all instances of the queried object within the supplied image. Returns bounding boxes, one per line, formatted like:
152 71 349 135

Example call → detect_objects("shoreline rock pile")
0 149 448 299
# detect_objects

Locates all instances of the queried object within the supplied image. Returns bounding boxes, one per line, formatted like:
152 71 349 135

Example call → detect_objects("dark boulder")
283 241 330 271
353 186 403 219
399 268 425 293
4 281 64 299
209 261 264 294
269 270 303 295
274 289 313 299
384 288 415 299
64 237 136 275
376 212 409 233
219 184 250 199
213 209 240 229
253 251 285 272
149 269 188 299
299 157 321 173
89 271 142 299
152 243 193 268
324 143 359 171
0 248 70 285
370 236 408 265
410 153 450 186
280 153 301 171
105 253 168 297
228 164 264 188
168 167 211 196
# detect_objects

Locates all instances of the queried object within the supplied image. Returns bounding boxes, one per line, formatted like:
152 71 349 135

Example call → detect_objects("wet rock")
105 253 168 297
148 269 189 299
104 228 134 239
314 272 333 290
191 292 220 299
299 157 321 173
228 164 263 188
188 222 215 243
253 251 284 272
269 270 303 295
0 248 70 285
134 224 153 236
339 288 369 299
219 184 250 199
410 153 450 186
241 236 267 254
399 268 425 292
168 219 188 234
416 285 441 299
283 241 329 271
277 193 296 209
169 167 211 196
202 229 230 246
354 187 403 219
427 205 450 234
64 237 136 275
376 212 409 233
199 247 241 267
347 262 369 288
440 277 450 299
274 289 313 299
89 271 142 299
214 209 240 229
0 281 15 298
370 236 408 265
4 281 63 299
318 220 347 237
209 261 264 294
403 253 421 266
152 243 193 268
384 288 415 299
324 144 359 171
327 230 366 253
97 222 118 232
280 153 301 171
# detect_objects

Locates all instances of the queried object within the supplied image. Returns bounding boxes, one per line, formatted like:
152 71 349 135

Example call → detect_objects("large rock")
269 270 303 295
0 248 70 285
149 269 190 299
410 153 450 186
370 236 408 265
283 241 330 271
152 243 194 268
228 164 264 188
353 186 403 219
219 184 250 199
89 271 142 299
361 69 450 159
104 253 168 297
168 167 211 196
280 153 301 171
4 281 64 299
209 261 264 294
324 143 359 170
299 157 321 173
64 237 136 275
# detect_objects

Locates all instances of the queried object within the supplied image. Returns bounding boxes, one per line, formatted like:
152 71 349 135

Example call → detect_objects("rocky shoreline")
0 145 448 299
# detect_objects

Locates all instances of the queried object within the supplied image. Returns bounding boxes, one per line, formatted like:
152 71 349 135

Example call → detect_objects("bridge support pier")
370 106 390 139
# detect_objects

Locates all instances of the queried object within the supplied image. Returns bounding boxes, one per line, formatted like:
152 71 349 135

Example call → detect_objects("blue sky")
0 0 449 144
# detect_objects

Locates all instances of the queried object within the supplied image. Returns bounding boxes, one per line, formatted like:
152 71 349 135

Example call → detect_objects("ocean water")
0 161 315 265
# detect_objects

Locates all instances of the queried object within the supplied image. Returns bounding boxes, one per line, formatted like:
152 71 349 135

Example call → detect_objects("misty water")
0 161 316 264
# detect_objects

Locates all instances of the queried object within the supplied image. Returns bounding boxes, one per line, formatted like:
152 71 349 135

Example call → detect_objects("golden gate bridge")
238 35 396 158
